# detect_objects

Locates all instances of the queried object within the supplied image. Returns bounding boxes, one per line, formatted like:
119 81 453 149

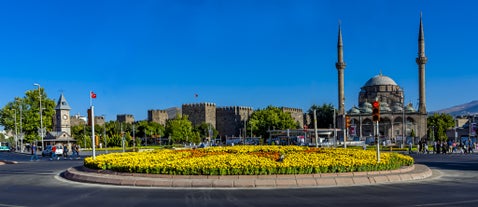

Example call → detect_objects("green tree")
0 88 55 145
135 120 165 145
427 113 455 141
307 103 335 129
194 122 218 141
247 106 298 142
165 115 199 144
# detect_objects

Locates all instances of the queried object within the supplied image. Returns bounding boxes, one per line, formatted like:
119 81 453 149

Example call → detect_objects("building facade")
148 109 168 125
281 107 304 128
117 114 135 124
182 103 217 127
216 106 253 138
338 15 428 143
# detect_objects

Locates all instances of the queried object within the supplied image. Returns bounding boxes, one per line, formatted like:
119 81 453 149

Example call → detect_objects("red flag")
91 91 97 99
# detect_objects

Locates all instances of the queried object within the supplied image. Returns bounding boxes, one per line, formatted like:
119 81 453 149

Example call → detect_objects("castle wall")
216 106 253 138
281 107 304 128
117 114 135 124
182 103 216 127
148 109 168 125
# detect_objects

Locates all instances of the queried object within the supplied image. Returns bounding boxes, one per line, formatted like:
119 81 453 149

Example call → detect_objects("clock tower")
55 93 72 135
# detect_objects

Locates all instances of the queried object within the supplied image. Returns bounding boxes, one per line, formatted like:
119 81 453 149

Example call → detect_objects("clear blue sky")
1 0 477 121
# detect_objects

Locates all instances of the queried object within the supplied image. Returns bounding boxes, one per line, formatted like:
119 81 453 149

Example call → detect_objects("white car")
41 145 64 157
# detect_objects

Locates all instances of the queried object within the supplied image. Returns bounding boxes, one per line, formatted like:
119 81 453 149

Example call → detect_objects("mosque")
336 15 428 144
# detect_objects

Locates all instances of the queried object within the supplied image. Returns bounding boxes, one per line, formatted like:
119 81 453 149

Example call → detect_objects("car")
41 145 64 157
0 146 10 152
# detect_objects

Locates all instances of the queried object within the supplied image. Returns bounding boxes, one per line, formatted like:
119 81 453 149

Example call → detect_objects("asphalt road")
1 151 477 207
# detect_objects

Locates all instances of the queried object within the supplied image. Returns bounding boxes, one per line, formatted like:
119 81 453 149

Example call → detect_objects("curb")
63 164 432 189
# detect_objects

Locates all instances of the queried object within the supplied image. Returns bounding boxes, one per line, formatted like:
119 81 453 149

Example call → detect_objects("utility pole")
314 109 318 148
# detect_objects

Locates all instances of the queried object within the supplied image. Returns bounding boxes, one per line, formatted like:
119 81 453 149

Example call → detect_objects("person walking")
50 145 58 160
30 144 38 161
63 144 69 159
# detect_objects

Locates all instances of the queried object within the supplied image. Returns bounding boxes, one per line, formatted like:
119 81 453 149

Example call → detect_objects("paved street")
1 152 478 207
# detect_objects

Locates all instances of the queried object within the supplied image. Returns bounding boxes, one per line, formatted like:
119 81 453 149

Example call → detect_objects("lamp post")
401 89 406 148
333 108 337 148
33 83 44 151
13 109 18 151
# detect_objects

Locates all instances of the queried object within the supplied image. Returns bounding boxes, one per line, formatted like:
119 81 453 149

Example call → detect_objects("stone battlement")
281 107 303 113
217 106 253 111
182 102 217 107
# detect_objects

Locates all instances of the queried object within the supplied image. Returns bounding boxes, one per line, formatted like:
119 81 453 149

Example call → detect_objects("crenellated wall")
281 107 304 128
216 106 253 138
148 109 168 125
182 103 217 127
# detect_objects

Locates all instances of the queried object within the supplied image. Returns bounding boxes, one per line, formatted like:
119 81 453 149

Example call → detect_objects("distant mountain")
432 100 478 116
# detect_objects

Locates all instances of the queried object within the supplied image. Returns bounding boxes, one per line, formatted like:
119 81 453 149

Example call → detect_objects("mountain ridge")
432 100 478 116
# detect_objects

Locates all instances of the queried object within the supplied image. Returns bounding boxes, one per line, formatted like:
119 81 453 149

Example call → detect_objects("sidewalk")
63 164 432 189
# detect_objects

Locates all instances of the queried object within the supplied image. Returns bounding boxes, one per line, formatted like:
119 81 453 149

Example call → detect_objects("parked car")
0 146 10 152
41 145 64 157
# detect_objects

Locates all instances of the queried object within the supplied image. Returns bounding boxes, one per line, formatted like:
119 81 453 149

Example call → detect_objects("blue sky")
1 0 477 121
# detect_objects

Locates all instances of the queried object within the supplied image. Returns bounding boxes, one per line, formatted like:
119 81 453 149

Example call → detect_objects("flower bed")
84 146 414 175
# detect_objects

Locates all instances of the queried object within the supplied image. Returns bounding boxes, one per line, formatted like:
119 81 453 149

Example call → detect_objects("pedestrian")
76 144 80 159
408 141 413 154
63 144 69 159
50 145 57 160
70 144 77 159
30 144 38 161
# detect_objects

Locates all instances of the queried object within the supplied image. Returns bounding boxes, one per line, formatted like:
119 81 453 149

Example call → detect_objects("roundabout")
63 146 431 188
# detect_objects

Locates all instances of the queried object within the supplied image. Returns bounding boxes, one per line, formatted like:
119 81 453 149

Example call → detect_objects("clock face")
63 114 68 120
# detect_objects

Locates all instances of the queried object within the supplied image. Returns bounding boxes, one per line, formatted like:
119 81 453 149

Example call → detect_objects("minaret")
336 23 346 115
416 13 427 114
55 93 72 135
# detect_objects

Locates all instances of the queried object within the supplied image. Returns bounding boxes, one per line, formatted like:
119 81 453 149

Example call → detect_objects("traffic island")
63 164 432 189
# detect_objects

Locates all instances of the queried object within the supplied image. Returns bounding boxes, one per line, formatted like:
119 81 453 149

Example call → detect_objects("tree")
135 120 165 145
194 122 218 141
307 103 335 129
247 106 298 141
427 113 455 141
165 115 199 144
0 88 55 145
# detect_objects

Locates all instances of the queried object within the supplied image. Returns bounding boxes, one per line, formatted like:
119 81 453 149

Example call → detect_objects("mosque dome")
392 102 403 112
362 101 372 108
348 106 361 115
380 102 391 112
405 104 416 113
363 74 398 87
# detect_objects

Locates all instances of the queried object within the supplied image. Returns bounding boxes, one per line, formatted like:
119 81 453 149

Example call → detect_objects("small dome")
362 101 372 108
363 74 398 87
405 104 416 113
379 102 391 112
392 102 403 112
348 106 360 114
361 105 372 113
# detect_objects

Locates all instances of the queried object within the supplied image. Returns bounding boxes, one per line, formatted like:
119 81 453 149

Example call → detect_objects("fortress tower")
182 103 217 128
216 106 253 138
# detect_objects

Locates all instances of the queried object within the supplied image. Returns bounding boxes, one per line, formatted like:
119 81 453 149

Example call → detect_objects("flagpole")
90 91 96 159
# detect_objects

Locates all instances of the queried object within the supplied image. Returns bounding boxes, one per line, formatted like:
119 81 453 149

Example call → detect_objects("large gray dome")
363 74 398 87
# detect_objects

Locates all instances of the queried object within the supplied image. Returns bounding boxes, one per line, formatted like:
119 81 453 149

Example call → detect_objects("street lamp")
13 109 18 151
33 83 44 151
401 89 406 148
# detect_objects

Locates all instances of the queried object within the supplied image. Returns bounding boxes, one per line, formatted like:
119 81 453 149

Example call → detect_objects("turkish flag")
91 91 97 99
